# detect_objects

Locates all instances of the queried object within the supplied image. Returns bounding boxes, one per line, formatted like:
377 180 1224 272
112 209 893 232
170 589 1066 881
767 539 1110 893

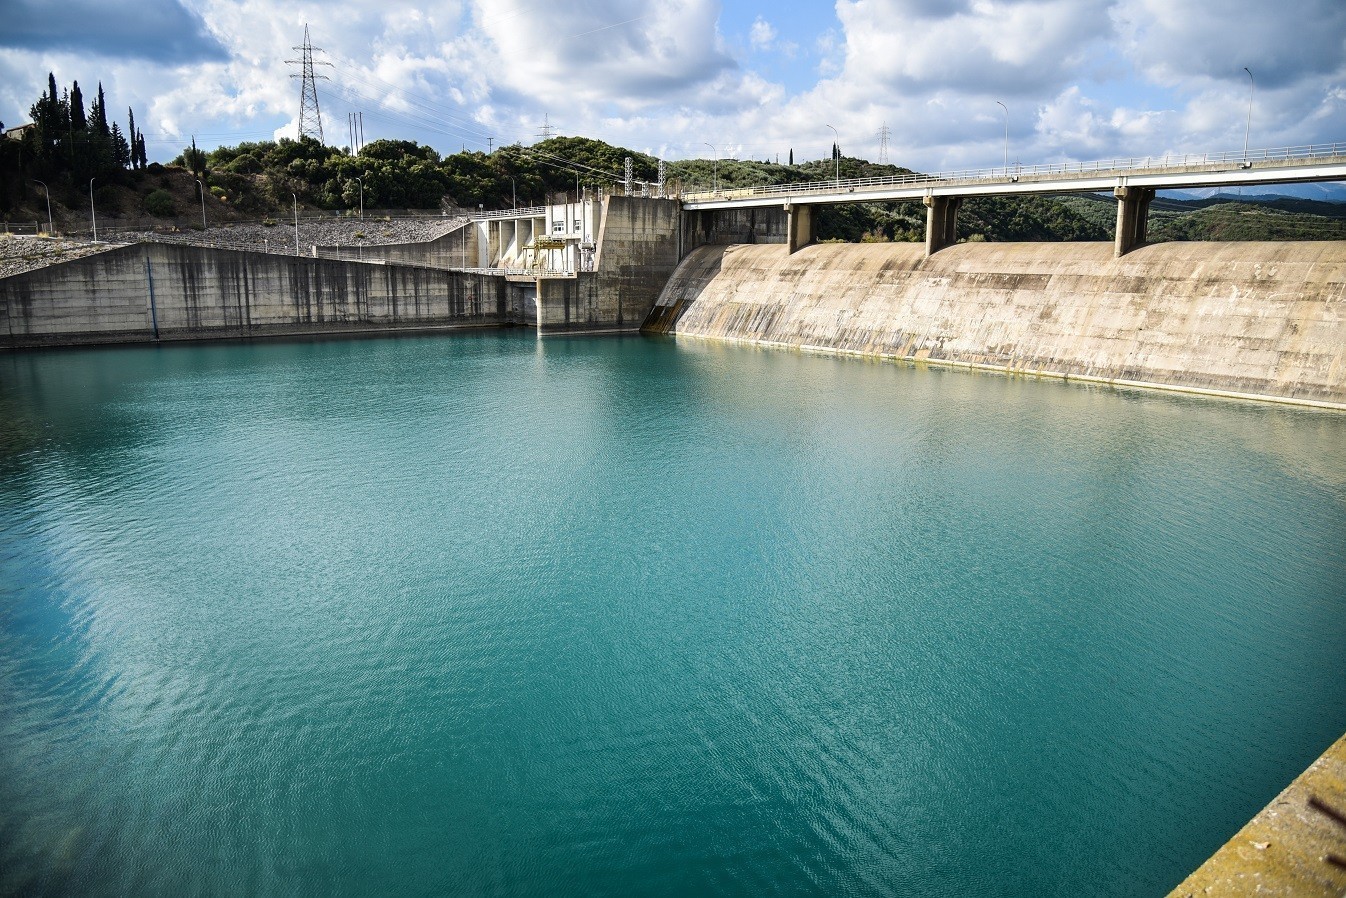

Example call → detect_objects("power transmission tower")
287 24 331 143
877 123 891 165
536 114 555 142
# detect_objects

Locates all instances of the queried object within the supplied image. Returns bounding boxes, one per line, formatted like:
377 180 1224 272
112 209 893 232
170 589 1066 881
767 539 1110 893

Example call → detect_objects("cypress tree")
136 131 147 168
71 81 87 130
92 82 109 136
127 107 136 168
788 148 793 166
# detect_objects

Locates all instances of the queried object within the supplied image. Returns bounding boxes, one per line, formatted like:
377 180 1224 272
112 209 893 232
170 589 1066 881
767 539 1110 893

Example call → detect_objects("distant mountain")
1163 182 1346 203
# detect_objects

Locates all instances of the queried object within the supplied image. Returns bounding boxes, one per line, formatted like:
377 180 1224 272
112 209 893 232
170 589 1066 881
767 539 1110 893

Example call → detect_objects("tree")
126 108 137 168
91 82 109 137
789 148 793 166
111 122 130 168
71 82 87 130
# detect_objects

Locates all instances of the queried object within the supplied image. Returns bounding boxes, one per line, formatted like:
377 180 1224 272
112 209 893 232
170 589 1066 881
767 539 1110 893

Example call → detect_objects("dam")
1 149 1345 896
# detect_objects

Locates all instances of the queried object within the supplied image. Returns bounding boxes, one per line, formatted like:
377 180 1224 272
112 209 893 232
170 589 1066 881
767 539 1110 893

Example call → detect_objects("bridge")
680 143 1346 257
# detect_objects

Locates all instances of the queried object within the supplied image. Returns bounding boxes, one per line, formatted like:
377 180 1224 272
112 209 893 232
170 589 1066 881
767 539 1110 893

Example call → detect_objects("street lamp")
31 179 52 235
704 142 718 194
826 124 840 186
195 178 207 230
996 101 1009 173
1242 67 1255 165
89 178 97 242
355 176 364 220
292 193 299 255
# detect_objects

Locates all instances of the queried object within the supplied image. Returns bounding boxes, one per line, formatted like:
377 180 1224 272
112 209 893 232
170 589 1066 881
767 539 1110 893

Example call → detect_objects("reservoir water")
2 332 1344 897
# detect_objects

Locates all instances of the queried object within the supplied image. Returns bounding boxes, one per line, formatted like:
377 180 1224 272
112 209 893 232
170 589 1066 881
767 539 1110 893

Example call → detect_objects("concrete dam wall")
1 242 511 348
644 241 1346 408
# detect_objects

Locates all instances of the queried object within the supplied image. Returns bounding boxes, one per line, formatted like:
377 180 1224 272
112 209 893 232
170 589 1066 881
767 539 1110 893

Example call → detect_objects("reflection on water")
1 333 1344 897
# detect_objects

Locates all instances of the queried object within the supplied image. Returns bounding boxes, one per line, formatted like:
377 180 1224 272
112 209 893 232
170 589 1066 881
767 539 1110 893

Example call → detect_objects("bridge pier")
1114 186 1155 256
924 195 962 256
786 203 813 254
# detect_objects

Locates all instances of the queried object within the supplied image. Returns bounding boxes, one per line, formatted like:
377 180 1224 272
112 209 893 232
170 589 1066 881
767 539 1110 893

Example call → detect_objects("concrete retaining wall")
535 196 682 334
681 206 788 255
644 241 1346 408
1 242 510 348
313 220 478 268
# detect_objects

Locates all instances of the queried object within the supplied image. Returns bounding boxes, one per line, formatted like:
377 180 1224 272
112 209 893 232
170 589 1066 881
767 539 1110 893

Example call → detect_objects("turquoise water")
1 332 1344 897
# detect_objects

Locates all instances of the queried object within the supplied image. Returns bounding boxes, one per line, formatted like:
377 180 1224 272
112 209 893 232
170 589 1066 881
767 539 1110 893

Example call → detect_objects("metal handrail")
454 266 577 278
470 207 548 220
681 140 1346 202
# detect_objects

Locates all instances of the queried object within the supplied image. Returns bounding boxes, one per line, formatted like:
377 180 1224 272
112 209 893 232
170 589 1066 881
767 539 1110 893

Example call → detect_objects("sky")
2 0 1344 173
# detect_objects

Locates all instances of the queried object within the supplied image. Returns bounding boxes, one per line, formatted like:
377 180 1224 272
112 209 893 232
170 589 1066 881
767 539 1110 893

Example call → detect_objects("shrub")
261 217 277 227
144 189 176 217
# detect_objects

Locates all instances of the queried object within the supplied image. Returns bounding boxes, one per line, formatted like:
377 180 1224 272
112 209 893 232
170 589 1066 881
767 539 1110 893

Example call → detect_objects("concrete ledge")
1167 732 1346 896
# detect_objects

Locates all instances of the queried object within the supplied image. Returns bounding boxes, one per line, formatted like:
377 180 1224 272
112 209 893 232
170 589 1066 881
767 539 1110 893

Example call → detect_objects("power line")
286 24 331 143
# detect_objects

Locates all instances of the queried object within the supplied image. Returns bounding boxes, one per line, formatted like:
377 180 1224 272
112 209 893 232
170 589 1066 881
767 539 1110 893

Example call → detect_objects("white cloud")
749 17 776 51
2 0 1342 173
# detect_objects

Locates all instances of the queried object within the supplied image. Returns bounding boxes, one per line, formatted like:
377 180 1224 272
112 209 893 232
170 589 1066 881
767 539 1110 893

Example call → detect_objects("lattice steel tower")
877 123 891 165
287 25 331 143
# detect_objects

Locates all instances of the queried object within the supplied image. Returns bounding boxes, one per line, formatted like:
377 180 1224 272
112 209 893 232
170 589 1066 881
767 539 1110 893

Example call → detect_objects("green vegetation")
1148 201 1346 242
0 73 148 211
1 72 1342 242
143 189 176 217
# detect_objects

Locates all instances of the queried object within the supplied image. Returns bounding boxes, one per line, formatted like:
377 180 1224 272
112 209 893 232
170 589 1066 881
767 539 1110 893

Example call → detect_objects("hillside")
2 128 1342 245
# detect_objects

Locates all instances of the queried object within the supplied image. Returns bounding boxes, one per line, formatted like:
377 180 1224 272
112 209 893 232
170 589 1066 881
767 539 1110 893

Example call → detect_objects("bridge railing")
681 141 1346 203
470 207 548 220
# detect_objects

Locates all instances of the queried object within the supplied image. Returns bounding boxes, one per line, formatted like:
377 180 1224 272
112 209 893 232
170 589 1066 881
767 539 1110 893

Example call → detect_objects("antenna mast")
287 24 331 142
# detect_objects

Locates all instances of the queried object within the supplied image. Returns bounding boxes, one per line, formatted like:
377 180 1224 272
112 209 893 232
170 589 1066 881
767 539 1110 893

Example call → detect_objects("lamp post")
355 176 364 220
292 193 299 255
32 179 52 235
89 178 97 242
996 101 1009 173
195 178 207 230
511 176 517 209
826 124 840 186
1242 67 1255 165
704 142 718 194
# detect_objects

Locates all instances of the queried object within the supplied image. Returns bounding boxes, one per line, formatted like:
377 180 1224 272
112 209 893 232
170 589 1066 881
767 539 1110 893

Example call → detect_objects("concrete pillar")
786 203 813 254
1113 186 1155 257
923 195 962 256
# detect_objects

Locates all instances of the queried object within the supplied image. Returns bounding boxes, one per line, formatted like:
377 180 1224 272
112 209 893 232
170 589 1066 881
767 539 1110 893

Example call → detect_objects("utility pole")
1242 67 1255 165
536 114 555 142
287 24 331 142
877 123 891 165
32 180 53 235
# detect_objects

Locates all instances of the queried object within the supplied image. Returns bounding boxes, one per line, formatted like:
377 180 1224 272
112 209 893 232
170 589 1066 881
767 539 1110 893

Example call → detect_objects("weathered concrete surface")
313 219 478 268
535 196 682 334
644 241 1346 408
1 242 509 348
681 205 788 256
1167 732 1346 897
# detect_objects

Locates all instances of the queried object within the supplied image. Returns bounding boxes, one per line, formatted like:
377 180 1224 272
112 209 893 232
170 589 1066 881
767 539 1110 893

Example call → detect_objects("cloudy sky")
2 0 1343 172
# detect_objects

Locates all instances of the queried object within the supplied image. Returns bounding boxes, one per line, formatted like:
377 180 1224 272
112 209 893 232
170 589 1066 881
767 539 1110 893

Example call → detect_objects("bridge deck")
682 143 1346 210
